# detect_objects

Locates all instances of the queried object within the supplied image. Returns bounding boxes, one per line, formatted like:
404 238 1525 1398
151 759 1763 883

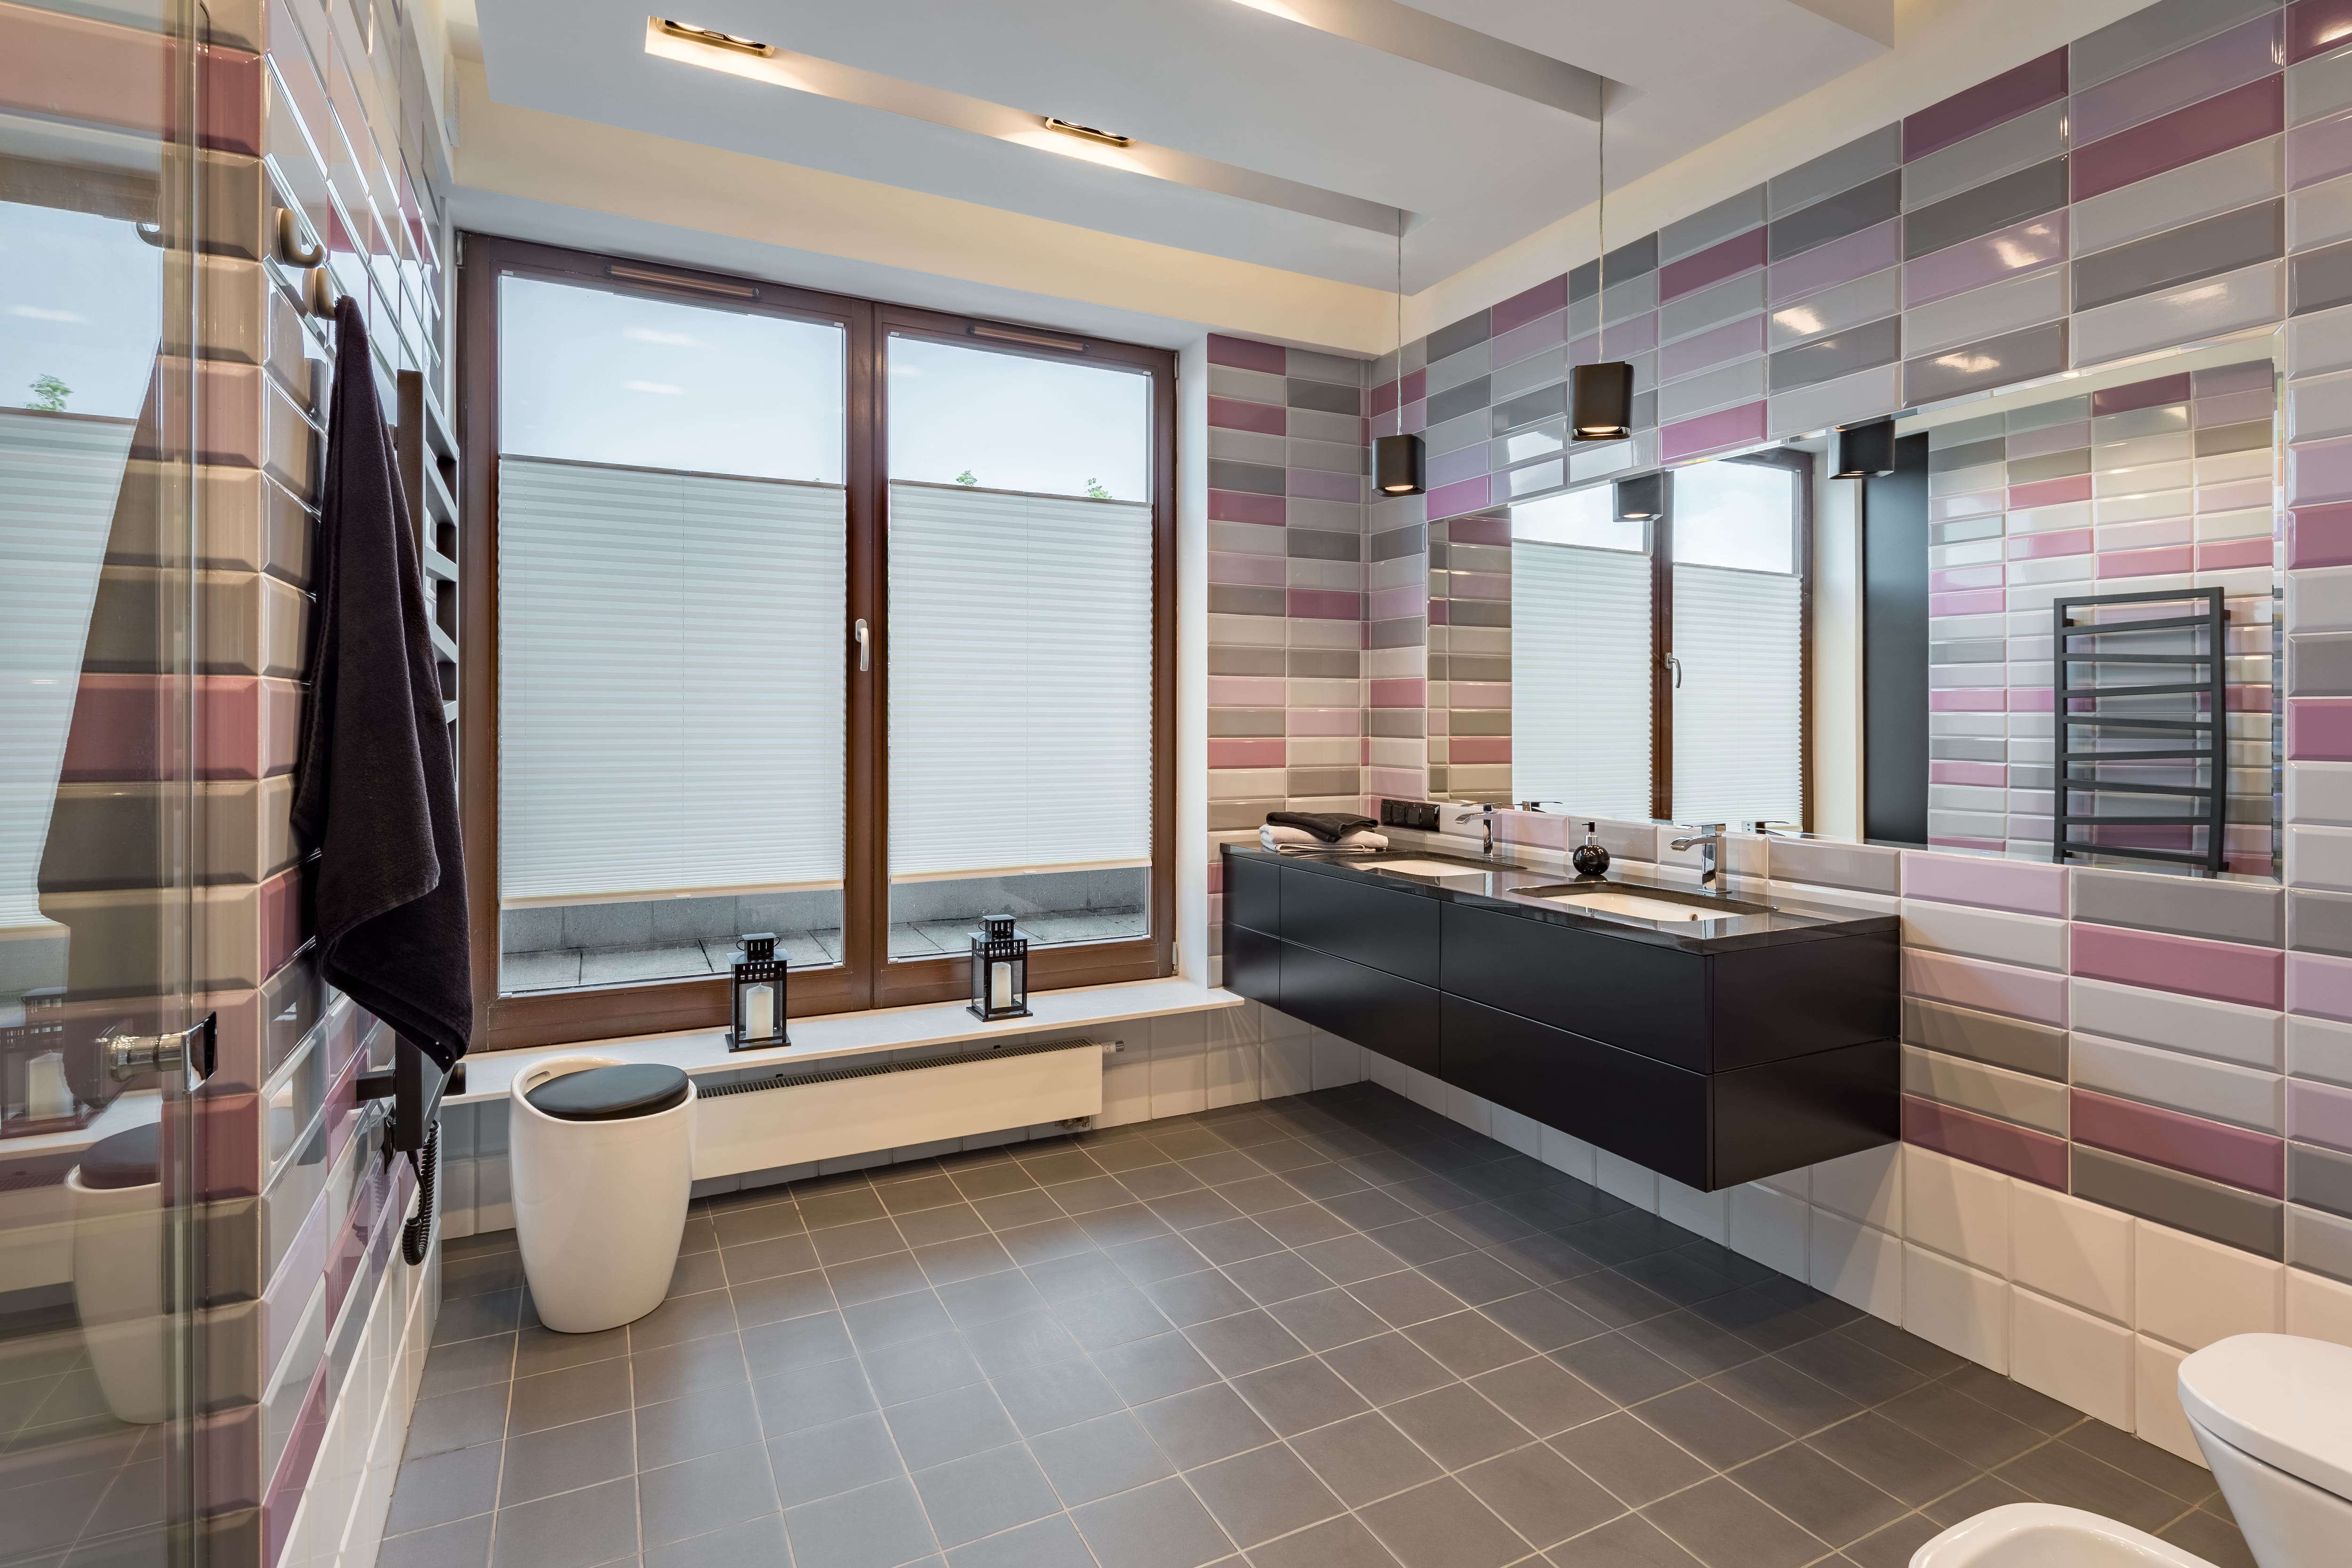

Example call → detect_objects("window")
460 239 1174 1047
1507 452 1810 824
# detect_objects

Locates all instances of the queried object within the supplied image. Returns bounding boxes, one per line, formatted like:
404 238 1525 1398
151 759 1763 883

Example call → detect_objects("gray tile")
909 1443 1061 1549
642 1514 787 1568
2074 200 2283 312
884 1382 1018 1472
1069 1476 1238 1568
1703 1356 1862 1440
1265 1288 1391 1353
741 1313 855 1379
766 1411 906 1508
1399 1312 1531 1378
1345 1272 1463 1329
1547 1513 1704 1567
1131 1382 1281 1470
2292 1141 2352 1220
2059 1418 2218 1505
1057 1287 1177 1354
1319 1333 1454 1407
1184 1310 1311 1380
1244 1513 1406 1568
858 1331 986 1406
628 1335 749 1404
1549 1411 1712 1508
1463 1359 1613 1441
501 1411 635 1506
378 1514 493 1568
634 1382 762 1470
962 1310 1083 1378
1768 126 1901 220
1549 1331 1691 1405
1143 1269 1260 1329
488 1476 637 1568
991 1354 1125 1437
626 1289 739 1351
1643 1475 1829 1568
2075 868 2281 947
1729 1443 1906 1548
403 1385 511 1460
421 1335 520 1399
1383 1382 1531 1470
943 1512 1096 1568
1772 171 1902 263
435 1289 525 1346
1661 187 1766 264
1902 998 2067 1082
1904 159 2070 262
1990 1437 2182 1534
1876 1379 2048 1470
1231 1357 1373 1437
1427 311 1492 365
1902 321 2068 406
1228 1252 1336 1306
1904 101 2069 210
2071 0 2280 91
1807 1414 1978 1507
2070 1146 2284 1258
1423 376 1493 430
1187 1441 1347 1548
1287 1410 1444 1510
1357 1476 1529 1568
638 1443 780 1548
752 1357 877 1436
387 1447 503 1535
1093 1331 1220 1405
1457 1443 1623 1551
844 1292 955 1355
1029 1410 1176 1507
784 1476 939 1568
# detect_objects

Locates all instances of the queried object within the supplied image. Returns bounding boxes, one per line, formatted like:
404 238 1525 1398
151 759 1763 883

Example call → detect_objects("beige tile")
2010 1183 2133 1322
1810 1207 1903 1321
2010 1286 2134 1429
2134 1223 2281 1352
2133 1335 2209 1466
1904 1242 2007 1371
1811 1142 1902 1230
1904 1145 2010 1274
2284 1265 2352 1348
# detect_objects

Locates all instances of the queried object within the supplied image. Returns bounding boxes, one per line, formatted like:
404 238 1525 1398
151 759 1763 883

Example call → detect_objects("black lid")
79 1122 161 1189
525 1064 691 1122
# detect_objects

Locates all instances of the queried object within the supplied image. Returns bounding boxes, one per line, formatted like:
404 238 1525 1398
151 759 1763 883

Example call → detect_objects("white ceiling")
471 0 1895 292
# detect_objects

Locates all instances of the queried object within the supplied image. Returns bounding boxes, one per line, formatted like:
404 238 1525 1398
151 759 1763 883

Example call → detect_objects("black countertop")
1223 843 1897 954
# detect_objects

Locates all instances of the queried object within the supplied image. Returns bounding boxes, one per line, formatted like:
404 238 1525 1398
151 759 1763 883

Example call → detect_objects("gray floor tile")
629 1336 749 1404
1225 1252 1336 1307
1356 1476 1528 1568
511 1325 628 1381
1381 1383 1529 1471
1230 1358 1371 1438
1094 1331 1221 1405
826 1253 934 1306
1131 1383 1281 1471
1287 1412 1443 1510
378 1513 493 1568
638 1443 781 1548
627 1290 739 1352
723 1234 821 1286
1264 1289 1389 1353
785 1475 939 1568
507 1361 631 1438
1629 1384 1789 1471
1143 1270 1260 1329
768 1411 907 1509
1808 1413 1979 1508
635 1382 763 1470
1842 1512 1946 1568
1642 1474 1828 1568
1055 1288 1174 1353
500 1411 635 1506
1345 1272 1463 1329
862 1332 986 1406
1464 1358 1612 1440
962 1310 1083 1378
489 1475 637 1568
1456 1443 1622 1551
1069 1475 1237 1568
884 1383 1018 1472
1876 1378 2046 1471
1729 1442 1908 1549
1546 1512 1704 1567
1184 1310 1311 1380
753 1358 878 1437
1549 1411 1712 1509
1991 1436 2183 1534
908 1444 1061 1549
936 1272 1049 1328
387 1448 503 1535
420 1336 520 1400
1243 1512 1405 1568
1186 1441 1348 1548
942 1511 1097 1568
991 1356 1126 1438
641 1512 788 1568
403 1386 511 1461
1319 1333 1453 1408
1029 1410 1176 1507
1701 1354 1861 1440
742 1312 856 1378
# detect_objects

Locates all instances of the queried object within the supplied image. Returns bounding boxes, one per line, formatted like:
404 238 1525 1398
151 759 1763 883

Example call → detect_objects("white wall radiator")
690 1037 1104 1181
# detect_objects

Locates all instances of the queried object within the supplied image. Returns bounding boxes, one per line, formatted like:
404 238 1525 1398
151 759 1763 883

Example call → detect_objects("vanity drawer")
1278 939 1440 1075
1222 921 1280 1008
1225 853 1282 937
1279 864 1440 986
1710 931 1899 1068
1439 902 1708 1070
1711 1038 1899 1188
1440 995 1707 1189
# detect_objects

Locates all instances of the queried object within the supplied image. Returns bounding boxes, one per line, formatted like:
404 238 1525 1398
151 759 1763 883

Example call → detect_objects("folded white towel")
1260 824 1389 852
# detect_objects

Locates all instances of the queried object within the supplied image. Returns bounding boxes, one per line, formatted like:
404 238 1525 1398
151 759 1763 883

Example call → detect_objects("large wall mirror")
1465 329 2281 883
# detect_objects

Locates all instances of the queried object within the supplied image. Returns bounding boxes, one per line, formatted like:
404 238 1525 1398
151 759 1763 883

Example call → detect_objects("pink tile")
2289 949 2352 1022
197 1092 260 1200
1930 761 2008 786
1929 836 2008 853
1930 687 2008 711
2009 475 2094 509
1602 311 1658 358
1659 313 1765 382
1369 583 1422 621
1401 368 1427 405
1207 676 1285 707
2009 686 2054 711
1901 850 2067 915
1931 563 2004 591
1427 599 1449 626
1209 396 1285 436
2226 683 2270 712
2073 13 2282 146
1206 863 1224 895
2005 420 2090 459
2071 75 2284 202
1660 401 1766 462
1902 1096 2069 1188
1450 515 1512 546
1930 588 2007 616
2290 696 2352 759
2195 387 2278 426
2093 373 2192 416
1770 220 1901 305
2199 537 2273 570
1903 949 2067 1024
2289 1077 2352 1152
1491 309 1567 371
2289 500 2352 567
2070 1090 2284 1196
1208 334 1285 374
1497 810 1568 849
1288 708 1362 736
2072 923 2283 1008
2197 358 2277 398
2098 544 2195 578
1903 215 2068 308
1493 274 1568 336
2009 528 2092 559
2290 0 2352 64
2200 477 2274 513
1428 441 1490 489
1452 737 1511 764
1905 48 2068 161
1426 475 1491 521
1289 469 1360 504
2293 105 2352 190
1209 739 1285 770
1369 378 1401 419
1209 489 1285 525
2291 433 2352 505
1287 589 1361 621
1365 768 1424 797
1370 677 1425 708
1658 227 1768 302
1209 551 1285 587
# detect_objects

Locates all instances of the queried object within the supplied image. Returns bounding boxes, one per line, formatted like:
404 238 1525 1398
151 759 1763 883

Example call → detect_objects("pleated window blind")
497 455 846 902
1510 539 1653 820
1669 459 1801 824
887 481 1153 880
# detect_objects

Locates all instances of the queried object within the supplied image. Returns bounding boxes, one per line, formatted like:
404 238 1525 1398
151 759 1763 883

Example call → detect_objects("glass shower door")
1 0 207 1564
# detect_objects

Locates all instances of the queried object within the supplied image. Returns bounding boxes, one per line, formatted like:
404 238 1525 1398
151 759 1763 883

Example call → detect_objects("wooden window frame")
456 236 1176 1051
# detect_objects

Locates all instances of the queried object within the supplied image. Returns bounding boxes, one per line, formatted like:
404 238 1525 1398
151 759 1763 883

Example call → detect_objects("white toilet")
67 1122 167 1424
1911 1333 2352 1568
509 1057 695 1334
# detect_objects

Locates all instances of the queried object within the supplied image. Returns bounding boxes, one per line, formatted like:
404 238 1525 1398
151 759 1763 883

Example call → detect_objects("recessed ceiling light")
655 18 774 56
1042 117 1134 148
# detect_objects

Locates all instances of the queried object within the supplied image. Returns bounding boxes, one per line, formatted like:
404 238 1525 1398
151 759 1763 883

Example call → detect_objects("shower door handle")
103 1012 216 1091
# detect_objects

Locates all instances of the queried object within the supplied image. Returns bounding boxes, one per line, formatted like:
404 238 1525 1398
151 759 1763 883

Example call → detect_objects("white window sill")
443 976 1241 1106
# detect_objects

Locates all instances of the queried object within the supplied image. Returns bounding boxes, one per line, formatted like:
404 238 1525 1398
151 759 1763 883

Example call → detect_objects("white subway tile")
1811 1143 1902 1230
1261 1035 1313 1099
1487 1104 1543 1158
1444 1084 1494 1135
1595 1150 1659 1211
1811 1207 1904 1321
1729 1182 1810 1277
2010 1287 2135 1429
1905 1243 2008 1371
1539 1125 1597 1183
1658 1178 1730 1245
1310 1033 1364 1091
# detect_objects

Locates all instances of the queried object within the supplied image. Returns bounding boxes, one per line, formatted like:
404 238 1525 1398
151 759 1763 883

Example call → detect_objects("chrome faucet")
1669 822 1727 884
1455 803 1501 859
1745 819 1802 838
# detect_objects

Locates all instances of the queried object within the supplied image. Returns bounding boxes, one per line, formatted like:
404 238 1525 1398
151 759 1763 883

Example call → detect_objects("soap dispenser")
1572 823 1610 878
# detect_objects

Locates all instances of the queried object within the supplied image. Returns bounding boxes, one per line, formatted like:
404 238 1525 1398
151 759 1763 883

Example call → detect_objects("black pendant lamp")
1572 90 1634 443
1612 471 1664 521
1833 418 1897 478
1373 209 1425 496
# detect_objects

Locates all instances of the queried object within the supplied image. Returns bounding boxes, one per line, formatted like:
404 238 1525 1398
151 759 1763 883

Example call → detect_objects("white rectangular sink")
1554 890 1729 923
1366 860 1483 878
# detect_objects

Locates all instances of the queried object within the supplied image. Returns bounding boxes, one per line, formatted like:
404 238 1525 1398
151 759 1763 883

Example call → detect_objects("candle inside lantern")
744 981 775 1042
990 961 1012 1012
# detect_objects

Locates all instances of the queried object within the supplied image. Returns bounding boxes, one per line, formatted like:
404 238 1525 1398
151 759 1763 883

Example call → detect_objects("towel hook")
304 267 340 319
275 207 325 268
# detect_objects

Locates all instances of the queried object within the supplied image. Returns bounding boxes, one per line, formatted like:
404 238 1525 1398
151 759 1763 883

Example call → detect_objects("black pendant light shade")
1833 418 1897 478
1375 432 1426 496
1572 359 1634 442
1612 471 1664 521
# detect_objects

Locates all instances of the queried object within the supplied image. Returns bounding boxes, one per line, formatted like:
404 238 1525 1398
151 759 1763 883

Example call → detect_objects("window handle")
854 618 870 672
1664 653 1682 688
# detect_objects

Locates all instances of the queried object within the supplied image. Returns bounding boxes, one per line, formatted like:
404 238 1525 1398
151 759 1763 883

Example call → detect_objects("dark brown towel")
1265 811 1378 844
289 298 471 1069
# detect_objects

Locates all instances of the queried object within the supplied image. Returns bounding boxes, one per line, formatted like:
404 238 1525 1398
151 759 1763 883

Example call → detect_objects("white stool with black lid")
510 1057 694 1333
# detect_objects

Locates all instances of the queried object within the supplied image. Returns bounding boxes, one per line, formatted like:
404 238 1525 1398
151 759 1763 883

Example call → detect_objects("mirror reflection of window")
1670 459 1803 827
1510 486 1653 820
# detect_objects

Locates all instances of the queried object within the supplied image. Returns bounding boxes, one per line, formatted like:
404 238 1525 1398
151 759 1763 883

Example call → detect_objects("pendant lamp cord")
1595 99 1605 331
1394 211 1405 438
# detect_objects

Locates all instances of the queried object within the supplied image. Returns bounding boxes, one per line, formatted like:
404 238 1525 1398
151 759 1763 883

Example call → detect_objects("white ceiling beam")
1230 0 1604 118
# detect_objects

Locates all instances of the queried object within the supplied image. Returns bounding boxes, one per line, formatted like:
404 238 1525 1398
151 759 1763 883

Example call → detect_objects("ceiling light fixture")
653 18 774 56
1374 210 1426 497
1572 90 1633 443
1042 117 1133 148
1612 472 1663 521
1833 418 1896 479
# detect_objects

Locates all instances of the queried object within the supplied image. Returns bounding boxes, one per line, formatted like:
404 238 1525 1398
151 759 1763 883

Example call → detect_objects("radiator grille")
698 1037 1100 1099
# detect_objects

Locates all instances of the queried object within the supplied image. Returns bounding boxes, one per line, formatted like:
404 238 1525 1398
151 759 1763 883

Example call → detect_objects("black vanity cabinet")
1220 847 1899 1190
